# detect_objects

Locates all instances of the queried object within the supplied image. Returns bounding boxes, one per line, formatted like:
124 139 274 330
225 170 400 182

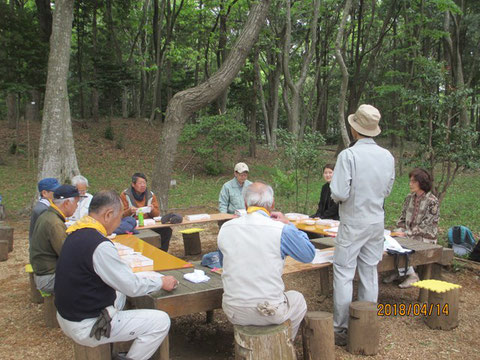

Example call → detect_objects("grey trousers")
222 290 307 339
34 273 55 293
333 222 384 332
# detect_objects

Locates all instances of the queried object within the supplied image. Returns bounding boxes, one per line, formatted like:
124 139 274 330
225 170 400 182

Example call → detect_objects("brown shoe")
398 273 420 289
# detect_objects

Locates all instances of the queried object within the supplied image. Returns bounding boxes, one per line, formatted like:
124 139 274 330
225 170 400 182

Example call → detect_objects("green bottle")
138 210 144 227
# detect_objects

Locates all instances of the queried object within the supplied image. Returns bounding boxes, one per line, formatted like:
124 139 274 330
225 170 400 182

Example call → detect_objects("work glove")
89 308 112 341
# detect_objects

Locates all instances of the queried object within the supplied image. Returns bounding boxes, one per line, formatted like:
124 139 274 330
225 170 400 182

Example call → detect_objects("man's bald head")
243 182 274 210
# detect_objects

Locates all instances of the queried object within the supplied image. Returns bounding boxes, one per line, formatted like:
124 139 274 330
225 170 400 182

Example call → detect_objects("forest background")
1 0 480 242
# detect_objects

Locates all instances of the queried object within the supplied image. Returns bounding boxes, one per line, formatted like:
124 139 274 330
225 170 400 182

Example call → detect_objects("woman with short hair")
384 168 440 288
311 164 339 220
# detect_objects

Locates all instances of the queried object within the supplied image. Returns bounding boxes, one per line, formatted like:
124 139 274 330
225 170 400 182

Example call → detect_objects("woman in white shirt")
70 175 93 221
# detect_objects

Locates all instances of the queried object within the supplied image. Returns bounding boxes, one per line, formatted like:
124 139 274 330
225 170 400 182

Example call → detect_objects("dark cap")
53 184 82 199
38 178 61 192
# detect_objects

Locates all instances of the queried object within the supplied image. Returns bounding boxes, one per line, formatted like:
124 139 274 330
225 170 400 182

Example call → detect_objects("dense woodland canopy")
1 0 479 205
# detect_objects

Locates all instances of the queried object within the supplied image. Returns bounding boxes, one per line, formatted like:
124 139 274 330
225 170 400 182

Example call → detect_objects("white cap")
234 162 249 173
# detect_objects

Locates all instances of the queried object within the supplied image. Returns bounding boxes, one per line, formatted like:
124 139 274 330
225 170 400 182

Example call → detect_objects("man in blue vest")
55 190 177 360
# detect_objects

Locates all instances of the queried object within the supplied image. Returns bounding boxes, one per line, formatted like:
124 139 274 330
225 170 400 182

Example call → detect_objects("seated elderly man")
218 182 315 339
120 172 172 252
29 184 80 293
29 177 60 244
69 174 93 221
55 191 177 360
218 162 252 214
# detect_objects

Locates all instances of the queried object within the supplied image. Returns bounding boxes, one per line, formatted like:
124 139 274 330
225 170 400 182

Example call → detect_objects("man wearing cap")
219 162 252 214
30 184 81 293
55 191 176 360
120 172 172 252
330 104 395 345
29 178 61 245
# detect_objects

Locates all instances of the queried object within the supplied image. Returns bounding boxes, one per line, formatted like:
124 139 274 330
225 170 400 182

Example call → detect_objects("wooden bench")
0 221 13 252
136 229 161 248
73 338 168 360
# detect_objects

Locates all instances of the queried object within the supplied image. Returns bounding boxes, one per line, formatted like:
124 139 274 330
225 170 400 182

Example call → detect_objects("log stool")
302 311 334 360
0 240 8 261
25 264 44 304
41 292 59 328
0 221 13 252
234 321 296 360
347 301 379 355
412 279 461 330
179 228 204 256
74 343 111 360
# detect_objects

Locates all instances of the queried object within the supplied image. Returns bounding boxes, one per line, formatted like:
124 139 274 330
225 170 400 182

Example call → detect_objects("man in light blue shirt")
330 104 395 345
218 162 252 214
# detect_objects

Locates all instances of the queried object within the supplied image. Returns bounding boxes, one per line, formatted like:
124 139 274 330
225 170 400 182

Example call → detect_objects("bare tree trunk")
91 0 99 122
122 87 128 118
34 0 52 42
6 93 17 129
152 0 271 210
38 0 79 182
334 0 353 149
255 53 271 145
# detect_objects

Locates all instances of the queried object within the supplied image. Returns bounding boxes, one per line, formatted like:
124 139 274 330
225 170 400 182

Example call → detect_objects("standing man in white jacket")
330 104 395 346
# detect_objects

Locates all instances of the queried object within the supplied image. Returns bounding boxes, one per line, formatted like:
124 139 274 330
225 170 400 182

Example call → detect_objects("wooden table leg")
319 268 330 296
152 334 169 360
206 310 214 324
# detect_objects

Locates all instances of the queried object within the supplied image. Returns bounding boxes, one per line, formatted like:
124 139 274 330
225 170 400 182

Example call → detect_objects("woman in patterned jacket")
384 168 440 288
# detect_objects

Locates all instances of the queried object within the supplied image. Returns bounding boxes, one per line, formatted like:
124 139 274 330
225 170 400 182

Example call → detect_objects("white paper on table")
120 252 154 267
315 219 340 227
135 271 164 280
153 216 162 222
136 219 156 227
183 269 210 283
311 249 334 264
384 234 411 253
136 206 151 215
285 213 310 221
186 214 211 221
113 242 134 256
326 226 339 233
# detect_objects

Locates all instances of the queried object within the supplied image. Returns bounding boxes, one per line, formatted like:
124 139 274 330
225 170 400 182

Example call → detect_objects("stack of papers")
136 206 151 215
114 242 134 256
285 213 309 221
325 227 339 233
120 252 154 272
311 250 334 264
186 214 211 221
315 219 340 227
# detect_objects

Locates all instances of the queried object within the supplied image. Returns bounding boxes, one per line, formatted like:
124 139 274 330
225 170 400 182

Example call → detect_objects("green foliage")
115 134 125 150
180 109 249 175
271 168 296 197
104 125 115 141
275 128 325 212
9 142 17 155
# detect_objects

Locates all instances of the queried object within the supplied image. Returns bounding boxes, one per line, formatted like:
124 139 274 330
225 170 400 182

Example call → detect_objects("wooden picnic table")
136 212 234 230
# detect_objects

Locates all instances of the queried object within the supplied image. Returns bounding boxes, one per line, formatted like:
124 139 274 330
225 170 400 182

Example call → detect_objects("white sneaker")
398 273 420 289
382 272 400 284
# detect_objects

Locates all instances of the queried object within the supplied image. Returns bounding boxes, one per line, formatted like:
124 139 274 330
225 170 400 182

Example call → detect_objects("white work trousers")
57 294 170 360
333 222 384 332
222 290 307 339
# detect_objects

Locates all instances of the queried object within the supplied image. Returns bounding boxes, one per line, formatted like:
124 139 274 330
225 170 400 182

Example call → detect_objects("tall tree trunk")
6 93 17 129
34 0 52 42
334 0 353 149
91 0 99 122
152 0 271 211
38 0 79 182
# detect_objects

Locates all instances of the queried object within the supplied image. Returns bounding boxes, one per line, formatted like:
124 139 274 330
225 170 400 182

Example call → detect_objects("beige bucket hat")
347 104 381 137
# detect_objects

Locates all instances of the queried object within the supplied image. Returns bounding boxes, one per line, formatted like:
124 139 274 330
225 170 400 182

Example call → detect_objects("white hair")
243 182 274 208
52 197 74 206
72 175 89 187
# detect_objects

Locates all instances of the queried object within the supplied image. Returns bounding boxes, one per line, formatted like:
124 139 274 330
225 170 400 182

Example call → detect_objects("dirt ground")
1 218 479 360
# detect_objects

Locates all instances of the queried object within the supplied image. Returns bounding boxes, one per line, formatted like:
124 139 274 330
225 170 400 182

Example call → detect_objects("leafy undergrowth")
1 117 479 242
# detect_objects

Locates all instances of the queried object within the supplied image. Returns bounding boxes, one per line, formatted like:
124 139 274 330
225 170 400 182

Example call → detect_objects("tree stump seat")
234 321 296 360
0 221 14 252
0 240 8 261
347 301 379 355
25 264 43 304
302 311 334 360
412 279 461 330
42 292 59 328
179 228 204 256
